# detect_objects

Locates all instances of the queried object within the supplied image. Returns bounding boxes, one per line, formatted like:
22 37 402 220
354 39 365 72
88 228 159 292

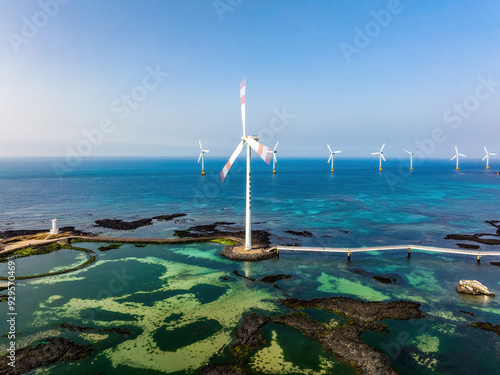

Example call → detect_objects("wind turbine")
404 148 419 170
272 141 279 174
451 146 466 170
371 143 386 171
220 79 273 250
327 144 341 173
197 140 209 175
483 147 497 169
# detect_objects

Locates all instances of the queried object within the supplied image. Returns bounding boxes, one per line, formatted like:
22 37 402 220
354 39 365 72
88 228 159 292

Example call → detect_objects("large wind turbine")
327 145 341 173
483 147 497 169
404 148 419 170
220 79 272 250
371 143 386 171
451 146 466 170
272 141 279 174
198 140 209 175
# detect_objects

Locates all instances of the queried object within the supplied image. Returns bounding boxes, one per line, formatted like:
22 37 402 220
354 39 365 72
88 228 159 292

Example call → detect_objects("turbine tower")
220 79 272 250
327 144 341 173
483 147 497 169
272 141 279 174
404 148 419 170
451 146 466 170
197 140 209 175
371 143 386 171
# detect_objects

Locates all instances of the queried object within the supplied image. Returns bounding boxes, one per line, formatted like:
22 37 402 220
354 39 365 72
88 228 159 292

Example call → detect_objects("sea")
0 157 499 374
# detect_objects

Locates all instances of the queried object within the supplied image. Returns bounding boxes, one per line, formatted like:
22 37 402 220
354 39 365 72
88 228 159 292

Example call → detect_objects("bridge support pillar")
477 255 481 263
347 251 351 261
408 247 411 257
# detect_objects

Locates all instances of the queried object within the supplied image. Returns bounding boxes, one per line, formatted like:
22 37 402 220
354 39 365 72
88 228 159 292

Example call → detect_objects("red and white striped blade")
220 140 245 182
245 137 272 165
240 78 246 137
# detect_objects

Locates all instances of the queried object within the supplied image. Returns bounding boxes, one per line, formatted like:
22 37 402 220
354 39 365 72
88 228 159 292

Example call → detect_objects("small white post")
50 219 59 234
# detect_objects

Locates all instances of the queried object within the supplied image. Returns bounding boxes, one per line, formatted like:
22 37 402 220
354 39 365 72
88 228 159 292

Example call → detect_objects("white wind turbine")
451 146 466 170
483 147 497 169
272 141 279 174
404 148 419 170
327 144 341 173
220 79 273 250
371 143 386 171
197 140 209 175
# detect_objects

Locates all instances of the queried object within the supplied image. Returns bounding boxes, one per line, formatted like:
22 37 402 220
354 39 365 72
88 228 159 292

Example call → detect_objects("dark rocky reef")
152 213 187 221
491 262 500 267
456 243 480 250
230 297 424 375
470 322 500 336
285 230 314 237
199 363 246 375
445 220 500 246
94 218 153 230
351 268 403 284
57 323 132 338
0 337 92 375
97 243 122 252
175 223 271 247
258 274 293 284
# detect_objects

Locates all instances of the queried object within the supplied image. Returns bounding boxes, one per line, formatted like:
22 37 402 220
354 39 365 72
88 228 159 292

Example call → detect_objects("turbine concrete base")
221 244 279 261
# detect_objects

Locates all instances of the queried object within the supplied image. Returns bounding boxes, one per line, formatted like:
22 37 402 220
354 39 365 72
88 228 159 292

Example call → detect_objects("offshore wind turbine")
404 148 419 170
327 144 341 173
451 146 466 170
272 141 279 174
197 140 209 175
371 143 386 171
220 79 272 250
483 147 497 169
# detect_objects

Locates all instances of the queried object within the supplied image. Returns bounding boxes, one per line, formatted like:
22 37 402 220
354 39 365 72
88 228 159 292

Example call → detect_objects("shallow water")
1 158 499 373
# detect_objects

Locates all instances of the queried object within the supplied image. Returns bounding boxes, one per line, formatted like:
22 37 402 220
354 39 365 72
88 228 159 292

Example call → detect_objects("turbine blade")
334 150 341 154
203 150 210 153
484 146 488 154
482 155 487 161
197 153 202 163
246 137 272 164
371 152 379 155
459 153 466 157
327 155 332 163
491 153 498 156
455 145 458 154
413 148 420 154
451 155 457 160
327 144 332 153
220 140 245 182
240 78 246 137
380 143 386 152
274 153 278 163
274 141 279 151
199 140 203 151
381 154 386 162
404 149 411 154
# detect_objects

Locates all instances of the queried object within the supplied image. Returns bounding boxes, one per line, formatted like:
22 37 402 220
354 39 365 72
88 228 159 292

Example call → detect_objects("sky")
0 0 499 160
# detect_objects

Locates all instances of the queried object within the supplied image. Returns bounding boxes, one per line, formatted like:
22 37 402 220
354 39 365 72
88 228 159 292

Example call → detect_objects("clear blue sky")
1 0 499 159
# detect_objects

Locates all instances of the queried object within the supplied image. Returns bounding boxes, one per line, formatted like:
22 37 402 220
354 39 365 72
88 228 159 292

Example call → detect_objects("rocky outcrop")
0 337 92 375
470 322 500 336
221 245 278 261
230 297 425 375
94 218 153 230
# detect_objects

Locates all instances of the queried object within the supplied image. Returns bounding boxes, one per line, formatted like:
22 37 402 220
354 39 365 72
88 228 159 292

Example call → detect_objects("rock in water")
456 280 495 296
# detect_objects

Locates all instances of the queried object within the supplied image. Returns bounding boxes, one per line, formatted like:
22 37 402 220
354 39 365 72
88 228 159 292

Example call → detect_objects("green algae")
317 272 391 301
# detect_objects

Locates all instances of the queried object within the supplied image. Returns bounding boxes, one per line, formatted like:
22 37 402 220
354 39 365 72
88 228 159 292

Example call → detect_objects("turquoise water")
0 158 499 373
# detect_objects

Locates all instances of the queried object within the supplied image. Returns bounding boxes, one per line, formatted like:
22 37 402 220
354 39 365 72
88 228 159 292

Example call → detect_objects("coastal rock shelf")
229 297 425 375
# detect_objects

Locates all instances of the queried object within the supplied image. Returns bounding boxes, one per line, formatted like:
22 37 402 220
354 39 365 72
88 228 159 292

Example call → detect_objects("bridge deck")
277 245 500 257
